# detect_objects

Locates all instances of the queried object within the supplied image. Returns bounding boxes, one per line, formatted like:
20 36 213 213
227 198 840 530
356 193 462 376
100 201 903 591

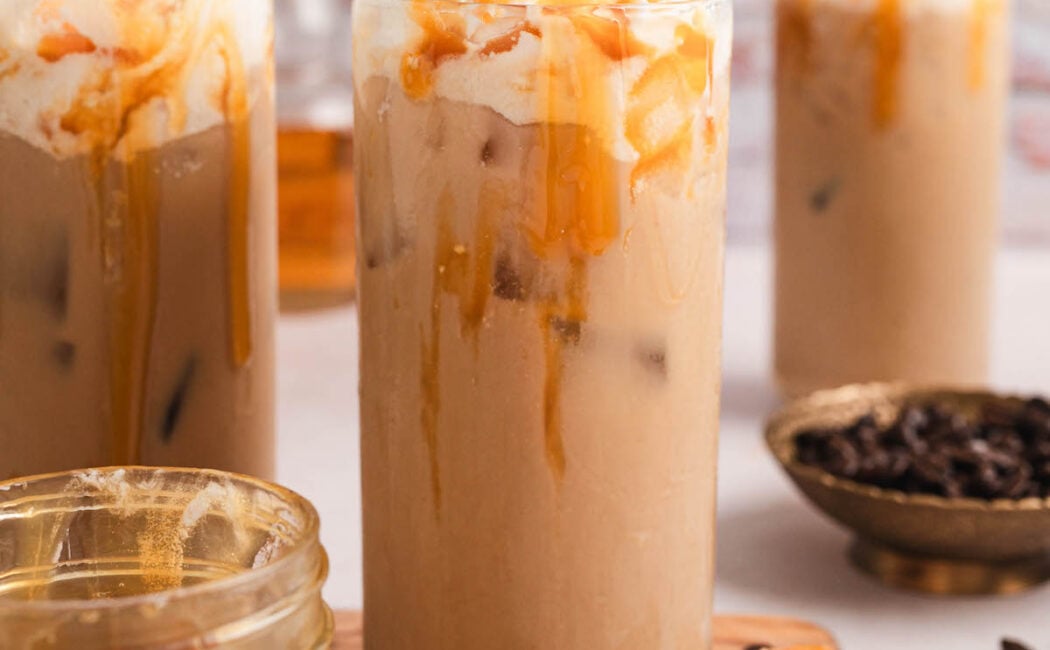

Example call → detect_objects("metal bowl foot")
849 539 1050 595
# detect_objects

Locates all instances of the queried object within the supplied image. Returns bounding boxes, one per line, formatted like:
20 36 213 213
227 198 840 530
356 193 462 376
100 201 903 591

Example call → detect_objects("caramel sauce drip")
777 0 813 73
538 258 587 481
400 4 468 100
105 153 160 465
968 0 998 91
571 10 653 62
871 0 903 129
530 15 621 481
39 2 257 461
479 22 541 57
625 24 712 195
419 187 503 513
37 24 97 62
405 5 716 484
420 197 451 516
215 27 255 368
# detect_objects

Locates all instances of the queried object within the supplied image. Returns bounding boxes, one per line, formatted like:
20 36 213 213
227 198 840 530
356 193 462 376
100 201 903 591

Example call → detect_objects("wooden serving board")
333 611 837 649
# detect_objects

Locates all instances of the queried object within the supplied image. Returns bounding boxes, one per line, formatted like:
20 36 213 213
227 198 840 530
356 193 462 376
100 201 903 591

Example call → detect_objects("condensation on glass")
0 1 278 479
0 467 332 649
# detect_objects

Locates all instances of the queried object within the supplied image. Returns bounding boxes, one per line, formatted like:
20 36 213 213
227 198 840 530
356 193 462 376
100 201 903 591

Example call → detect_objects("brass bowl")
766 383 1050 596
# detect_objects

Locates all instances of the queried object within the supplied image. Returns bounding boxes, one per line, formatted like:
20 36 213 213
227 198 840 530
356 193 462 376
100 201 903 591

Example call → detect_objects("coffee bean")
900 405 930 432
940 479 964 499
824 436 860 478
1028 398 1050 416
983 400 1021 429
853 421 881 454
1002 639 1033 650
973 462 1003 498
743 645 771 650
794 397 1050 501
1034 460 1050 481
797 430 833 465
987 429 1025 455
884 451 911 481
1028 439 1050 463
1001 465 1032 499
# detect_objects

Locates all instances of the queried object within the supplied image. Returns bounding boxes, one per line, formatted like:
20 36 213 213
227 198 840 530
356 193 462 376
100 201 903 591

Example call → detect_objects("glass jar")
0 1 277 479
774 0 1012 395
354 0 732 647
0 467 332 649
276 0 358 310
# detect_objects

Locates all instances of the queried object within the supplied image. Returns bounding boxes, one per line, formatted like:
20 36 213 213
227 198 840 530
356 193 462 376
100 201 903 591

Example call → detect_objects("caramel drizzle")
43 2 255 460
530 16 622 482
419 189 500 514
538 259 587 481
420 197 451 517
625 24 712 196
777 0 814 73
215 28 254 368
968 0 996 91
37 25 97 62
479 21 541 57
871 0 903 129
105 152 160 464
405 5 714 485
400 3 468 100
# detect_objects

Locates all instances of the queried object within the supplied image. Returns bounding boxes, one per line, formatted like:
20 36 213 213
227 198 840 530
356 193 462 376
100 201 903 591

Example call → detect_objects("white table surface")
276 244 1050 649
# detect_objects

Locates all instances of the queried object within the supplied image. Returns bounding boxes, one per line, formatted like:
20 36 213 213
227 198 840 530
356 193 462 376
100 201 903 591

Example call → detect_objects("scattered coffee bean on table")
794 398 1050 500
1001 639 1034 650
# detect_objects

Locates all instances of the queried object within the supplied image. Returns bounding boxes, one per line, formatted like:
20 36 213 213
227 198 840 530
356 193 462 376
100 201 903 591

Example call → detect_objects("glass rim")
0 465 323 614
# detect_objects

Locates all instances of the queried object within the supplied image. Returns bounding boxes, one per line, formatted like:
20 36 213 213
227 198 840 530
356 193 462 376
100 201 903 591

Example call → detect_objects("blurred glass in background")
276 0 357 310
1008 0 1050 247
728 0 1050 247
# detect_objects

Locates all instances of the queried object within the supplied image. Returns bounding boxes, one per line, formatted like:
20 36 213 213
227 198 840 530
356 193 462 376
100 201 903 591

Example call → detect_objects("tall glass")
0 1 277 479
354 0 732 647
774 0 1011 395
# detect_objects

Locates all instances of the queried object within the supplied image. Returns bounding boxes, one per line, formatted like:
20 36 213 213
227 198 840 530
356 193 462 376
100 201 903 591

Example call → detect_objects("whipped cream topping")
0 0 271 159
352 0 733 161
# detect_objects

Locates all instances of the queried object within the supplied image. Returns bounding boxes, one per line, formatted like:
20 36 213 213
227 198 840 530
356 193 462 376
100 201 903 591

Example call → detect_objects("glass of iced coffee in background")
0 1 277 479
276 0 357 310
354 0 731 646
774 0 1011 396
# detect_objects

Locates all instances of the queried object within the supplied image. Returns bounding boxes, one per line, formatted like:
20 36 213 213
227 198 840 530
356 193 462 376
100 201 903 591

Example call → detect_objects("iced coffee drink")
0 1 277 479
354 0 732 647
774 0 1011 395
